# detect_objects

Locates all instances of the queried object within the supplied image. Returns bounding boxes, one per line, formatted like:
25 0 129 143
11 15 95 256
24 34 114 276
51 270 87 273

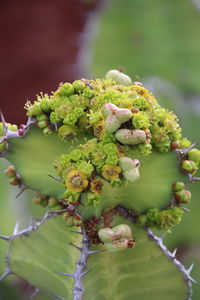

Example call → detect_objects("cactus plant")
0 70 199 299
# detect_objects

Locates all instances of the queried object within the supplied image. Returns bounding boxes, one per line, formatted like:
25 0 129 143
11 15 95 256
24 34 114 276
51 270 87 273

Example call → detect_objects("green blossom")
63 113 77 125
137 143 152 156
105 154 119 165
86 192 100 206
63 189 80 203
78 161 94 177
132 111 150 129
103 143 118 154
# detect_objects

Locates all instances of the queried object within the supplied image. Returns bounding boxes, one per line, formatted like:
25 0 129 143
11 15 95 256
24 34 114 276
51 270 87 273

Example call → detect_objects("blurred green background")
1 0 200 299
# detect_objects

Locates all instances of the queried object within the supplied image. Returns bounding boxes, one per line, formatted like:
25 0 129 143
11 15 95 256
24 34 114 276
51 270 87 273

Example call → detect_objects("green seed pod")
58 125 78 141
73 80 86 93
175 189 191 204
188 148 200 164
115 129 146 145
119 157 140 172
172 182 185 192
112 224 132 239
103 103 132 133
119 157 140 182
55 83 74 96
98 227 116 243
105 239 134 252
123 168 140 183
181 160 197 174
105 115 121 133
4 165 16 178
98 224 134 252
48 197 58 208
105 70 132 86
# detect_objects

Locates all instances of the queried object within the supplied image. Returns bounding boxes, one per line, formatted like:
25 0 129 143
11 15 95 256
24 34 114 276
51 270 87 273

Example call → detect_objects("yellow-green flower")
94 120 106 139
90 179 103 194
102 164 121 180
66 170 88 192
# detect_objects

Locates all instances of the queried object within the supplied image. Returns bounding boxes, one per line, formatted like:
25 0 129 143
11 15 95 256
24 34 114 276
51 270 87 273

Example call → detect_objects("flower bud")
4 165 16 178
9 177 20 185
65 216 75 227
175 189 191 204
0 141 7 153
172 182 185 192
37 120 48 129
73 216 82 226
181 160 197 174
105 70 132 86
115 129 146 145
58 125 78 141
137 214 148 227
188 148 200 164
48 197 58 208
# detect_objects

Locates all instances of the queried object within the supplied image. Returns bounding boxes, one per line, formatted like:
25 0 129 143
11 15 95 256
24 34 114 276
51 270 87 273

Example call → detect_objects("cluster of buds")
119 157 140 183
4 165 21 186
62 211 82 227
172 182 191 204
98 224 135 252
33 194 60 208
103 103 132 133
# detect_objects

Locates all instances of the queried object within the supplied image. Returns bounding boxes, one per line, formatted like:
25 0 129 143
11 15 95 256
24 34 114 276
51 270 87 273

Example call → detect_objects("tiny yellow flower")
102 164 121 180
66 170 88 192
94 120 106 139
130 85 149 98
90 179 103 194
116 144 125 158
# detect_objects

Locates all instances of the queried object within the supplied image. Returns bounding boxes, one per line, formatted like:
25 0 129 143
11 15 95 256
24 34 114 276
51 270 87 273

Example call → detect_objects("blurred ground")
0 0 99 124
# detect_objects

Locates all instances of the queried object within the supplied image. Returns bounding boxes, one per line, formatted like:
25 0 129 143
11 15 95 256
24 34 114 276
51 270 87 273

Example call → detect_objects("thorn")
54 123 58 132
0 269 12 281
0 234 10 241
172 248 177 258
48 174 62 182
181 206 191 213
13 221 20 235
15 185 27 198
0 111 8 133
28 217 33 226
54 271 75 278
81 269 92 277
88 249 105 255
69 242 83 252
30 288 40 299
187 263 195 274
0 136 6 144
71 231 83 235
160 232 167 242
188 275 197 284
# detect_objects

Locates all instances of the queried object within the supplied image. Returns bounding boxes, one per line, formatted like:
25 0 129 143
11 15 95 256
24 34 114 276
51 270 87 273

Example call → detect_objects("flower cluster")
24 70 199 224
